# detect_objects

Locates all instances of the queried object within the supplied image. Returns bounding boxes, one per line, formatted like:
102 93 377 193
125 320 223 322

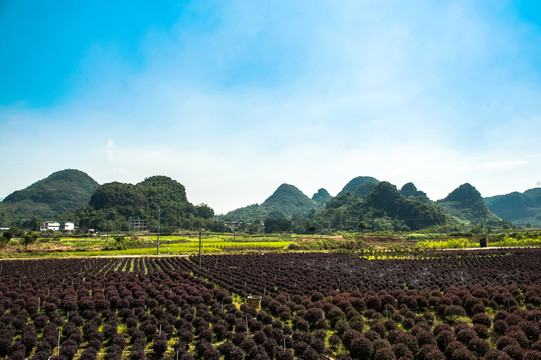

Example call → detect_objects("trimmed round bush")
451 346 476 360
494 320 509 336
375 347 397 360
503 344 526 360
468 337 491 357
349 337 373 360
524 350 541 360
392 343 413 359
343 329 362 349
472 313 492 328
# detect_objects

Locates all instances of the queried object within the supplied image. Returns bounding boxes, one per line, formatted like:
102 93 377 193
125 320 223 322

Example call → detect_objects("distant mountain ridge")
0 169 535 231
485 188 541 226
222 179 512 232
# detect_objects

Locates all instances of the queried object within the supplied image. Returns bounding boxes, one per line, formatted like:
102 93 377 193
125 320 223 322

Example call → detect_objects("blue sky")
1 0 541 214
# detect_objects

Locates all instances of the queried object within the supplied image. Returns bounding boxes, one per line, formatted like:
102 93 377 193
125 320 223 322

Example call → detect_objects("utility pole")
198 227 202 267
482 208 488 247
157 207 160 255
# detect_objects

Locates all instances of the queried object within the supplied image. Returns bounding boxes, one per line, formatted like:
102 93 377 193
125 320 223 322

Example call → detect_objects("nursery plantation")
0 249 540 359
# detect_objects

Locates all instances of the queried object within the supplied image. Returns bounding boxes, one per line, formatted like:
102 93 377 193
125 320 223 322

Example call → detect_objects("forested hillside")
437 183 502 226
0 169 532 233
75 176 227 233
337 176 379 198
400 182 431 203
0 169 99 227
220 184 324 223
485 187 541 226
310 181 451 232
311 188 332 205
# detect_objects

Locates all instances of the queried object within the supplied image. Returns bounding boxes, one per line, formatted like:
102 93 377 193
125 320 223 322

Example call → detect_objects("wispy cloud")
475 160 528 170
106 140 115 161
107 168 127 175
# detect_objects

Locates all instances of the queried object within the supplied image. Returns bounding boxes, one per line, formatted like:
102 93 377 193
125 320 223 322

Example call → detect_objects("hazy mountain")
0 169 99 227
437 183 501 226
312 188 332 206
485 188 541 226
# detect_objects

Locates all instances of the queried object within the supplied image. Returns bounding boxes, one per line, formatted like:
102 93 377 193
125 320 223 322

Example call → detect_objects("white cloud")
107 140 115 161
107 168 126 175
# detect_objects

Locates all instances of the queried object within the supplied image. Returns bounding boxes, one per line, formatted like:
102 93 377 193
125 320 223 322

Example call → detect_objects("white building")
40 221 75 232
60 221 75 231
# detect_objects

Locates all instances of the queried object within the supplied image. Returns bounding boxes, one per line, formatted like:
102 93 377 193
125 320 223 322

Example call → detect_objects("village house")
40 221 75 233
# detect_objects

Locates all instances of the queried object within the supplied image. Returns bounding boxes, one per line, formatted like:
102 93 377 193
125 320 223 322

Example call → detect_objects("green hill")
363 182 449 229
436 183 501 226
263 184 319 214
221 184 322 222
311 181 450 232
76 176 223 233
400 182 431 203
337 176 379 197
485 188 541 226
0 169 99 227
312 188 332 206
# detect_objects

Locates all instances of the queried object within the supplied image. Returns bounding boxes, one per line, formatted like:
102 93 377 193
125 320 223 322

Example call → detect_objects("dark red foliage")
349 337 374 359
0 250 538 360
342 329 362 349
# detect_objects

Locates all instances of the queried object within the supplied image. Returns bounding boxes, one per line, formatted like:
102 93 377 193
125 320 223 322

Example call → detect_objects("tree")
21 231 39 250
1 229 14 247
104 220 115 238
358 221 367 234
247 223 261 234
112 236 127 250
21 217 42 231
264 218 292 233
196 204 214 219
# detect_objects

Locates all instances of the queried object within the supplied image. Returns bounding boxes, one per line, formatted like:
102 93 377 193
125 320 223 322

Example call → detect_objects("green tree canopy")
21 231 39 250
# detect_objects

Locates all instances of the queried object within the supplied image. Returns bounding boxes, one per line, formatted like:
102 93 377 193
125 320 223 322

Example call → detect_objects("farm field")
2 230 541 259
0 234 293 258
0 249 540 359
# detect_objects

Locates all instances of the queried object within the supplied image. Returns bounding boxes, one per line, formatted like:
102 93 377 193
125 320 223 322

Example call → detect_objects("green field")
0 233 293 258
1 230 540 258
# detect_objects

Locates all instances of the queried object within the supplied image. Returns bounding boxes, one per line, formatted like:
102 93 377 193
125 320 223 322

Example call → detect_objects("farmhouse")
129 218 148 232
40 221 75 233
